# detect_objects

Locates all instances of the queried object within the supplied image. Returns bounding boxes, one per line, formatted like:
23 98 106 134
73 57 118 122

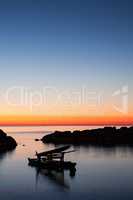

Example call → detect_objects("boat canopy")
36 145 70 158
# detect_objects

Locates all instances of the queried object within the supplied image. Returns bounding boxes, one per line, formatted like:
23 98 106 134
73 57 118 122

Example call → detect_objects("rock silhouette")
0 129 17 152
42 126 133 145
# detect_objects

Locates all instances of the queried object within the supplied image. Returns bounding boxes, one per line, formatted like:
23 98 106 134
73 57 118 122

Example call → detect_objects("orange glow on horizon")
0 115 132 126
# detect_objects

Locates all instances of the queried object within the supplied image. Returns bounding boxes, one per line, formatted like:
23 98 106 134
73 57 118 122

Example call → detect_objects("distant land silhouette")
0 129 17 152
42 126 133 145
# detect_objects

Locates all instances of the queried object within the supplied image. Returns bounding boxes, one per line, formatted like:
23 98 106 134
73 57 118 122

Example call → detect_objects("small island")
0 129 17 152
42 126 133 145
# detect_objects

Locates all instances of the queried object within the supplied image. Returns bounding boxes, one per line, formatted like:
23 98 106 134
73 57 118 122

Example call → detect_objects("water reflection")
35 169 70 189
71 144 133 159
2 132 133 200
32 165 76 190
0 149 15 164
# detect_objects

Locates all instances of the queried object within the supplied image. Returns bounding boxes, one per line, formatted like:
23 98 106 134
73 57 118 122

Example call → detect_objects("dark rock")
42 126 133 145
35 139 40 141
0 130 17 152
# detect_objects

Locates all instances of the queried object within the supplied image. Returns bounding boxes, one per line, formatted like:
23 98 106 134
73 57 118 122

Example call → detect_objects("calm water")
0 126 133 200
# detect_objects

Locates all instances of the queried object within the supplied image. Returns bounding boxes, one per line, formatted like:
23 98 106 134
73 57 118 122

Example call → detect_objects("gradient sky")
0 0 132 125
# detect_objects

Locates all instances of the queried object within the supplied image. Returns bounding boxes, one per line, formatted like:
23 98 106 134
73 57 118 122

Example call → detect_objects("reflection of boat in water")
28 145 76 173
35 168 71 189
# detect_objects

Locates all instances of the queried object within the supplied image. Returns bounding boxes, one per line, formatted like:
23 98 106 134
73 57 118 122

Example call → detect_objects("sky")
0 0 132 125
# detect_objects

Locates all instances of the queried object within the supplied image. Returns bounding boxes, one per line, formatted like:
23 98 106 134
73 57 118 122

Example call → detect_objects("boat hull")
28 158 76 171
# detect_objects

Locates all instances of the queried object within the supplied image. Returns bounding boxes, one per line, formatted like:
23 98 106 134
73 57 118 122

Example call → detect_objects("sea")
0 126 133 200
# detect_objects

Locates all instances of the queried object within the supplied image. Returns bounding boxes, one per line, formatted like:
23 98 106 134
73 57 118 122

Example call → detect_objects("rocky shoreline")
0 129 17 152
42 126 133 145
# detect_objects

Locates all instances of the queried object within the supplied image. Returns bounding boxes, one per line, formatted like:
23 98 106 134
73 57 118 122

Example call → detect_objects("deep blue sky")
0 0 132 115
